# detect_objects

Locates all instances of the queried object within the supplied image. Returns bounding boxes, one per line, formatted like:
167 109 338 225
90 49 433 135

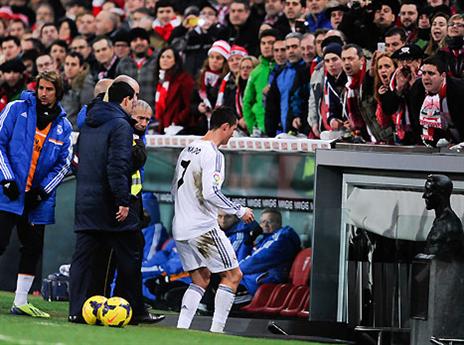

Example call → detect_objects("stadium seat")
260 248 312 315
259 283 294 314
297 293 310 319
279 286 309 317
240 283 278 312
241 248 312 316
290 248 312 286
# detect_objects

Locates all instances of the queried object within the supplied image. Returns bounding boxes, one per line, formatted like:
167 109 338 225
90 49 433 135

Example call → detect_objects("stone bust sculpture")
423 174 464 260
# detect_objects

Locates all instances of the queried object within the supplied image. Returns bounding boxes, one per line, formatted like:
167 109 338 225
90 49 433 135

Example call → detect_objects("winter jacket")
0 91 73 224
265 59 310 136
75 100 138 232
242 56 274 132
240 226 301 295
115 54 157 106
305 12 332 32
225 16 261 57
307 61 324 132
405 77 464 145
156 71 194 134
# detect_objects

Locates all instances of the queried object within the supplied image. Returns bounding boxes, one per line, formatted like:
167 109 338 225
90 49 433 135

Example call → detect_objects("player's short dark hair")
210 106 238 130
108 81 135 104
385 27 407 42
422 55 447 74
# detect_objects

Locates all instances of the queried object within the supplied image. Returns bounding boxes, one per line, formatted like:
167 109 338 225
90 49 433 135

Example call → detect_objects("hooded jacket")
0 91 72 224
75 100 138 232
242 56 274 132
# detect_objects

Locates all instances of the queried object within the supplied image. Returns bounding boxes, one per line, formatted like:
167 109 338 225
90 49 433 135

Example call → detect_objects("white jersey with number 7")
171 139 246 241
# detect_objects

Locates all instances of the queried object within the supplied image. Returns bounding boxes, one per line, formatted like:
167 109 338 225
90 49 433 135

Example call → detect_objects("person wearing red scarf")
189 40 231 135
338 44 369 140
154 47 194 134
387 56 464 147
416 57 463 146
152 0 180 43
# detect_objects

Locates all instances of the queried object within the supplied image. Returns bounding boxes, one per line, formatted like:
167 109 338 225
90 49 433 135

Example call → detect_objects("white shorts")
175 228 239 273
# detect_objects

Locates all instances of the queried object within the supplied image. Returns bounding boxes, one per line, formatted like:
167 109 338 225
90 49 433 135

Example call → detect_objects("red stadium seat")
259 283 294 314
279 286 309 317
240 284 278 313
290 248 312 286
241 248 312 316
297 293 310 319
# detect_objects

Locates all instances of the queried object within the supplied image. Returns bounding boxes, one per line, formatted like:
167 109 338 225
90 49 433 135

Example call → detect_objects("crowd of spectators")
0 0 463 147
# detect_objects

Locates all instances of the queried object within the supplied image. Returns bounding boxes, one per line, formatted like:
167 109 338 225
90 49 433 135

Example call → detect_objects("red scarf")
155 71 170 121
343 62 367 130
154 23 173 42
235 79 245 119
153 18 180 42
198 69 225 110
419 80 448 143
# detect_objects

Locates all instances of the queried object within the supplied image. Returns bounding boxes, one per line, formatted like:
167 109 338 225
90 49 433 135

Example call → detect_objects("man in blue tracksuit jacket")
0 72 72 318
240 209 301 295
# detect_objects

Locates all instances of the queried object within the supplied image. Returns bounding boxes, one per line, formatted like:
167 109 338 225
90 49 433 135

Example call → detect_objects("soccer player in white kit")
172 106 254 333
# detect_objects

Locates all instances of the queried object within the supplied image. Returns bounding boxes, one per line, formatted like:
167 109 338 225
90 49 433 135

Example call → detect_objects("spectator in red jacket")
154 47 195 134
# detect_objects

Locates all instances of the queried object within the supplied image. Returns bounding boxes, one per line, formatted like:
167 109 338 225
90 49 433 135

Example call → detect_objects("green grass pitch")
0 291 334 345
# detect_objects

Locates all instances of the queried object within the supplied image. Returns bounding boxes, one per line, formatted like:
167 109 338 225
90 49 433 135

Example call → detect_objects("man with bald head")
76 78 114 129
95 10 120 37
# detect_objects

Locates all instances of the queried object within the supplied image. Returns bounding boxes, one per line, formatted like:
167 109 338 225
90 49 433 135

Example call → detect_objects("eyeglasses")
240 65 253 70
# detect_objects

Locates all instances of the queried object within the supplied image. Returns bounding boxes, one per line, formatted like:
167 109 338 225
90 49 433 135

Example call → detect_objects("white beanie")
208 40 231 60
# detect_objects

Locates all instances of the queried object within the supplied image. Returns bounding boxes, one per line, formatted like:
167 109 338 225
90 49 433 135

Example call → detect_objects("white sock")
177 283 205 329
14 274 34 306
210 284 235 333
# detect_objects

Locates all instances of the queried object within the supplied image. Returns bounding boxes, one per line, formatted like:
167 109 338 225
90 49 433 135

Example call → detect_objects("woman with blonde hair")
226 55 259 134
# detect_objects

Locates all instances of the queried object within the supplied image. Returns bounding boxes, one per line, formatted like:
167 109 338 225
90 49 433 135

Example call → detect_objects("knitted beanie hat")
208 40 231 60
230 45 248 58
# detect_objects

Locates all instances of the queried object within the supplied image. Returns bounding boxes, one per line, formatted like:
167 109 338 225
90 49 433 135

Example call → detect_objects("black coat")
75 100 138 232
225 16 261 57
338 7 394 52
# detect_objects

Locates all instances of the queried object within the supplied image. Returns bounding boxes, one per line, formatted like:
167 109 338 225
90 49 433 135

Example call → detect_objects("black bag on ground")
41 273 70 301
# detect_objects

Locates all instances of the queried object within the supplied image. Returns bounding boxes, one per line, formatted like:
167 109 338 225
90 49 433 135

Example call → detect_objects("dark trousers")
69 230 144 318
0 210 45 275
